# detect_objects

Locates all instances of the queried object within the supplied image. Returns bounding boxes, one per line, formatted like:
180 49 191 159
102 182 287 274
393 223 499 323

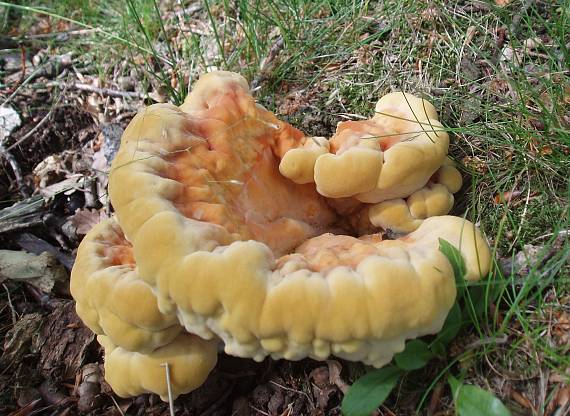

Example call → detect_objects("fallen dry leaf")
510 389 535 411
38 175 86 199
0 250 68 292
493 190 523 205
33 154 69 189
488 78 510 94
70 209 108 236
326 360 349 394
0 105 21 139
77 363 105 413
552 312 570 346
524 37 542 51
309 366 337 411
462 155 488 173
500 244 547 276
546 385 570 416
148 89 167 103
421 6 440 21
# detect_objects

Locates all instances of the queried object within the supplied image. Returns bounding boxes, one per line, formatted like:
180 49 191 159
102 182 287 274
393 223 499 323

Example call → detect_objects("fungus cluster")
71 71 491 399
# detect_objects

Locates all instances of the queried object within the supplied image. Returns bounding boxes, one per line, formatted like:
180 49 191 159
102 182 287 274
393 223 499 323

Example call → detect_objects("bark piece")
34 301 96 379
0 196 46 235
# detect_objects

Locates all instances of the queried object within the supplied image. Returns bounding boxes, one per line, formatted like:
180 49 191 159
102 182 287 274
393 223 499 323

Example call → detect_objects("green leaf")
394 340 433 370
430 341 447 357
341 366 402 416
448 376 512 416
465 286 486 320
439 238 467 296
435 302 463 346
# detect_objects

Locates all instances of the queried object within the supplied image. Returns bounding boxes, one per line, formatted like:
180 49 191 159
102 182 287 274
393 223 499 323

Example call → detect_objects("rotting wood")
15 233 74 270
0 195 45 235
34 300 96 380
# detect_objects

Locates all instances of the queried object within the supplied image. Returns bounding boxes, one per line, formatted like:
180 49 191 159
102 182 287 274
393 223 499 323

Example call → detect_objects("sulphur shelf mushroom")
70 217 218 399
71 71 491 399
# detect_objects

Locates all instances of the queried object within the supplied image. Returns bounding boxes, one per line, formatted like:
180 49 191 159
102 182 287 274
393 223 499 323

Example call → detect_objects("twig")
20 28 101 40
269 380 314 408
465 334 509 350
42 80 144 99
3 107 54 153
1 64 46 106
161 363 175 416
2 283 18 325
427 381 444 416
1 84 65 187
0 2 173 66
110 395 125 416
0 144 27 197
71 82 145 99
251 36 284 90
248 405 270 416
530 229 569 243
509 168 532 251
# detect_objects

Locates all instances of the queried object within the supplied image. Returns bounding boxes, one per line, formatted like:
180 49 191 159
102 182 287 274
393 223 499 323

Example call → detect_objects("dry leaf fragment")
493 190 523 205
524 37 542 51
70 209 108 236
0 250 68 292
552 312 570 346
0 105 21 139
38 175 86 199
548 385 570 416
421 6 440 21
77 363 104 413
462 156 488 173
326 360 349 394
549 373 569 384
500 244 548 277
33 154 69 189
148 89 167 103
510 389 535 411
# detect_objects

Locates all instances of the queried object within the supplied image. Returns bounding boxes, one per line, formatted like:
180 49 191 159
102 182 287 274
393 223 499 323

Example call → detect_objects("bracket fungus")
71 71 491 399
70 217 218 399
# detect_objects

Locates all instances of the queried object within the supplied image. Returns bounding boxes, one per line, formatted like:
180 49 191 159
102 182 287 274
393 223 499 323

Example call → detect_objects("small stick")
21 28 101 40
427 382 444 415
110 395 126 416
71 82 144 99
251 36 284 90
2 283 17 325
5 80 65 153
42 80 144 100
4 107 54 153
0 144 27 197
465 334 509 350
161 363 175 416
1 65 45 105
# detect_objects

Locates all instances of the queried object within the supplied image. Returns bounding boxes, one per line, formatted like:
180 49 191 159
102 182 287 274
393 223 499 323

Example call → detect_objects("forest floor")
0 1 568 415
